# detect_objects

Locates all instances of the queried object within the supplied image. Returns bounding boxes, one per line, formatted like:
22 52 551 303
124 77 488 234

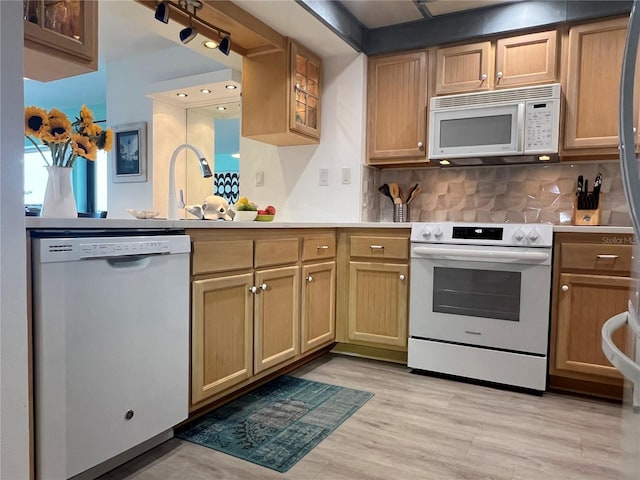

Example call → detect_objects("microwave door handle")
516 103 525 152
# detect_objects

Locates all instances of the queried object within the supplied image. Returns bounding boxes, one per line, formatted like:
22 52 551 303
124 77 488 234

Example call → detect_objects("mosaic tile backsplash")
362 161 632 226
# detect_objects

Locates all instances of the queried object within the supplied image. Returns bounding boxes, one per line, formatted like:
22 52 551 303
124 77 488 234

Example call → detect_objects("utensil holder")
573 195 602 226
393 203 409 222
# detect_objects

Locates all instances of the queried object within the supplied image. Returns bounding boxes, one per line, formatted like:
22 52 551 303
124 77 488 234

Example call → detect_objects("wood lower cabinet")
191 273 253 405
550 232 635 399
366 51 429 164
24 0 98 81
335 229 410 362
254 265 300 373
562 16 638 157
301 261 336 353
347 261 408 347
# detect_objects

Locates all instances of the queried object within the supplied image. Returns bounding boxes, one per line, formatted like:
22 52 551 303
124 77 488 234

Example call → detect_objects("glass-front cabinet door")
24 0 98 81
290 41 321 139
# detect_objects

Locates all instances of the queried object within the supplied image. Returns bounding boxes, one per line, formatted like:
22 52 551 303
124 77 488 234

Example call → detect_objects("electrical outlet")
319 168 329 186
341 167 351 185
255 171 264 187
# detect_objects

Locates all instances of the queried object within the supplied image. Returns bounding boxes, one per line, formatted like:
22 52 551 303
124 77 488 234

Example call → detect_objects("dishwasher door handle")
82 252 170 262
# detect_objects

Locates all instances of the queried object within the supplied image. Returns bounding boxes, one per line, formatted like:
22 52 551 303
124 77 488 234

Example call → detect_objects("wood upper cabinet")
191 273 254 405
550 233 636 400
435 30 557 95
563 17 637 153
242 39 321 146
367 51 428 164
24 0 98 82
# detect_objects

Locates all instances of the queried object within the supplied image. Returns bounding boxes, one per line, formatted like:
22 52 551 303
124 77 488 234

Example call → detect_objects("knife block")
573 195 602 226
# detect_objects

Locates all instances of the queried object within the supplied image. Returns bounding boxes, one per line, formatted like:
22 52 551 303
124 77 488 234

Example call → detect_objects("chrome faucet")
167 144 213 220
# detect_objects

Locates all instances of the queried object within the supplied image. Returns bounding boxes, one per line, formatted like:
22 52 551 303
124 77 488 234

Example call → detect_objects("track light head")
218 35 231 56
179 25 197 44
154 2 169 23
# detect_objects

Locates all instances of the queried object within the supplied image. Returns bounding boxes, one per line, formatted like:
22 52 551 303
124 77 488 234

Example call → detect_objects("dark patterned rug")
175 375 373 472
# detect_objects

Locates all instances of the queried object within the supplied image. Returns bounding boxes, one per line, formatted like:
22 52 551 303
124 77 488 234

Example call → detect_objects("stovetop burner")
410 222 553 247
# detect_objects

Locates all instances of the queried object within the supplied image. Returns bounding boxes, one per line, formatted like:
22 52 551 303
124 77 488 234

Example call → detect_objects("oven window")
433 267 521 321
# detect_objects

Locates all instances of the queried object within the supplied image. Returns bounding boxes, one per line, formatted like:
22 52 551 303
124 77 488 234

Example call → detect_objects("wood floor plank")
98 354 624 480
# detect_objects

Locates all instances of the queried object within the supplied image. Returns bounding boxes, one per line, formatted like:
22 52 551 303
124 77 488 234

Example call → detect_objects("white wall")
0 1 30 477
239 53 366 222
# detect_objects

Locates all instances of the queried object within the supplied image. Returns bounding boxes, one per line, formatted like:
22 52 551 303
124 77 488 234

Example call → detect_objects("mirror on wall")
185 98 241 208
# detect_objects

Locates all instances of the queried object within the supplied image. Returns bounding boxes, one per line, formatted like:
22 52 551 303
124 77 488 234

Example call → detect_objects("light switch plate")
341 167 351 185
319 168 329 186
255 171 264 187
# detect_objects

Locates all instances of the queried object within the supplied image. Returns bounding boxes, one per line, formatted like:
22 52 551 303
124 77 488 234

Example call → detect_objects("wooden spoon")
389 183 401 204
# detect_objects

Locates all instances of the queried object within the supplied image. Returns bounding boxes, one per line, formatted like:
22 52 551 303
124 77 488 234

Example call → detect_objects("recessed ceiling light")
176 92 188 97
231 153 240 158
202 40 219 49
225 84 237 90
216 106 227 111
200 88 212 94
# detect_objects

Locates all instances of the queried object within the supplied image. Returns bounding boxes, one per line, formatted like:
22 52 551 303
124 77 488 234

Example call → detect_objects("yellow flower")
43 114 72 143
79 104 94 127
25 106 48 137
72 134 97 161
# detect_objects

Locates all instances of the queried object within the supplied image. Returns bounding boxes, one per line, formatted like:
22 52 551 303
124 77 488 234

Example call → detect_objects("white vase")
41 166 77 218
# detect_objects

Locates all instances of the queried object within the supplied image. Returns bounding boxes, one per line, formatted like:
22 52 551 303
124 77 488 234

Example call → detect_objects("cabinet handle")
306 275 313 282
399 274 405 281
480 73 488 81
597 254 619 260
496 71 503 81
316 245 329 250
370 245 384 250
417 141 424 148
250 286 258 294
561 285 569 292
260 283 267 291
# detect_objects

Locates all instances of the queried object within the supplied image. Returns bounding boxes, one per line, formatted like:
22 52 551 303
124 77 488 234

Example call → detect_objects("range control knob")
421 226 432 238
513 228 525 241
527 228 540 242
433 226 443 239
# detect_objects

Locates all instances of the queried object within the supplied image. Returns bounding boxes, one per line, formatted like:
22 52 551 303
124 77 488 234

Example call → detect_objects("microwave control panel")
524 99 559 153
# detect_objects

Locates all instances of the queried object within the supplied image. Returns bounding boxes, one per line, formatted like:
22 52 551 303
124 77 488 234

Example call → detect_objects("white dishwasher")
31 231 191 480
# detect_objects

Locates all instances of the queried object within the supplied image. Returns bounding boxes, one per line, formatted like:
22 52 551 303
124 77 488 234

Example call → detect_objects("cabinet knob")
417 141 424 148
125 409 134 420
480 73 488 81
496 71 503 81
306 275 313 282
399 274 406 281
561 285 569 292
260 283 268 291
250 286 258 294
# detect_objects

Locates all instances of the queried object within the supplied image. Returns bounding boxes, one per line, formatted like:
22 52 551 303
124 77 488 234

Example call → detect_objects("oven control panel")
411 222 553 247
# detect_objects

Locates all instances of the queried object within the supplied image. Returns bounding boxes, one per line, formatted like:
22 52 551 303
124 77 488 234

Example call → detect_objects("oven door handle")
412 246 550 262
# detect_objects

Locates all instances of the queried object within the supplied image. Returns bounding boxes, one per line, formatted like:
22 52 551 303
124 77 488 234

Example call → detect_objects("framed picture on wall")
112 122 147 183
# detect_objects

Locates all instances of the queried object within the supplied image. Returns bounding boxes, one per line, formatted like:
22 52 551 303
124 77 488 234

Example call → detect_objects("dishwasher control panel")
34 235 191 263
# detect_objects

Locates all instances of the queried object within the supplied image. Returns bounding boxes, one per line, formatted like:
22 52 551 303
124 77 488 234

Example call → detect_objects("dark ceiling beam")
295 0 366 52
297 0 633 56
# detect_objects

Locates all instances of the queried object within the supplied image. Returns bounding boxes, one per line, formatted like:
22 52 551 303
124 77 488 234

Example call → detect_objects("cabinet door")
254 265 300 373
290 41 321 139
191 273 254 405
555 272 632 379
301 261 336 353
347 262 408 347
564 17 638 150
435 41 491 95
495 30 557 88
24 0 98 82
367 51 428 162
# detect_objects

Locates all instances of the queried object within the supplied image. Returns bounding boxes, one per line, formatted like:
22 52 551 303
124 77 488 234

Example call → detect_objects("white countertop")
553 225 635 234
25 218 411 230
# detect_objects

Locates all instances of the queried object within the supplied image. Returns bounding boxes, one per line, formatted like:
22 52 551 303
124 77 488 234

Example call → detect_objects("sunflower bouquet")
24 105 113 168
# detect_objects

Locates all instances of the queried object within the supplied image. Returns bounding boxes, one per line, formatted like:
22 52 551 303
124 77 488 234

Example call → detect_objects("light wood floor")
99 354 624 480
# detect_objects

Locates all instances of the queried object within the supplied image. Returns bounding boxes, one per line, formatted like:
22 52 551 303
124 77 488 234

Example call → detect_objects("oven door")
410 243 552 355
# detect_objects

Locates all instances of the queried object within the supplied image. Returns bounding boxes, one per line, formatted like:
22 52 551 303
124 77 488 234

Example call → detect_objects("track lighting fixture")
153 0 232 55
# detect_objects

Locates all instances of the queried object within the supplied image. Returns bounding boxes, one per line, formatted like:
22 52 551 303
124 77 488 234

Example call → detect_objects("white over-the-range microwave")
428 83 561 166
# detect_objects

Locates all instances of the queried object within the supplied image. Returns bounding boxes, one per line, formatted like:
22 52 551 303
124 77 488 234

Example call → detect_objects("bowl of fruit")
255 205 277 222
233 197 258 221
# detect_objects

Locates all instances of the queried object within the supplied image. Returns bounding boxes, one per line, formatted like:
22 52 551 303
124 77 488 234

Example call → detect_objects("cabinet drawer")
350 236 408 260
302 235 336 261
192 240 253 275
255 238 300 268
560 243 632 273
